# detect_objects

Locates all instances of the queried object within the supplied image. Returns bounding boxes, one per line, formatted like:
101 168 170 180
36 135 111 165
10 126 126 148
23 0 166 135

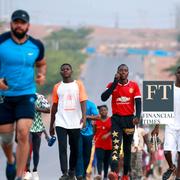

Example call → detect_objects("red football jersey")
95 117 112 150
107 81 141 116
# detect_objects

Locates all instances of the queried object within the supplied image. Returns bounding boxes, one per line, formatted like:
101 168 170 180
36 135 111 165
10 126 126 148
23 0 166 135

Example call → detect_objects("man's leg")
76 134 84 177
0 124 15 164
68 128 80 176
164 151 174 168
16 118 32 177
0 124 16 179
56 127 68 175
1 133 15 164
123 131 133 175
111 115 122 173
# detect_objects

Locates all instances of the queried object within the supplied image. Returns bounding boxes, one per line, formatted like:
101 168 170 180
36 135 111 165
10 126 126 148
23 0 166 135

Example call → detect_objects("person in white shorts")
152 66 180 180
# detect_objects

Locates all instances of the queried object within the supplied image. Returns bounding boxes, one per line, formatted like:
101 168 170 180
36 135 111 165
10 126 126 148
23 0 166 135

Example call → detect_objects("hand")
114 73 120 82
49 126 55 136
80 117 86 129
36 73 45 85
101 134 109 140
151 125 159 136
0 78 8 90
133 117 140 125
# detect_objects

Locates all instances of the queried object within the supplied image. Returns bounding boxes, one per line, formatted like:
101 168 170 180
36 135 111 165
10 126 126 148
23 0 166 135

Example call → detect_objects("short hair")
60 63 72 70
118 64 128 70
97 105 108 110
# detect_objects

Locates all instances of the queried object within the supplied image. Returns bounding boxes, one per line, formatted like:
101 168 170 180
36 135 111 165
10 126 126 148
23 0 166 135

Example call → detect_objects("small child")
94 105 112 180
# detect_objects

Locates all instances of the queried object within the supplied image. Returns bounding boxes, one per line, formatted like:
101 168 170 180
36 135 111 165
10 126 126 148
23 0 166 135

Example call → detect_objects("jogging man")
0 9 46 180
152 66 180 180
49 63 87 180
101 64 141 180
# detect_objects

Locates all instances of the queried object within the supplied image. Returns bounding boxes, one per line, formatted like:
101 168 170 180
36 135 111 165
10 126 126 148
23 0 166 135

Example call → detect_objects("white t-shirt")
167 85 180 130
52 80 87 129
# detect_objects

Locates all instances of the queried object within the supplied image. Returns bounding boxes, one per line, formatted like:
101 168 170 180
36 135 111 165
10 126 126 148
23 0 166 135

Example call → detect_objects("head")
10 10 30 40
60 63 73 79
175 66 180 83
117 64 129 81
97 105 108 118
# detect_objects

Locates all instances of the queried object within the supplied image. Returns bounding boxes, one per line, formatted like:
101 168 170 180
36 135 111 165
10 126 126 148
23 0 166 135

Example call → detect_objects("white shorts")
164 126 180 152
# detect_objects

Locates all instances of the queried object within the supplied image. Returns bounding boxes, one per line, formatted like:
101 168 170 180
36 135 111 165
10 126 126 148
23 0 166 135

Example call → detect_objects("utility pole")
175 4 180 29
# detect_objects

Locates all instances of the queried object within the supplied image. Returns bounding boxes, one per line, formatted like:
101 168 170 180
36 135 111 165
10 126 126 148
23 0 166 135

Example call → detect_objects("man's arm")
133 97 141 125
151 124 160 136
35 59 46 85
101 82 118 101
49 103 57 136
0 78 8 90
80 100 86 128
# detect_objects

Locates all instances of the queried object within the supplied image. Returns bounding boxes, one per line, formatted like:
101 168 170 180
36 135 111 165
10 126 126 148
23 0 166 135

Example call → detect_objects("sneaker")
94 175 102 180
76 176 83 180
162 165 176 180
108 172 119 180
23 171 32 180
32 171 39 180
48 136 56 146
59 174 69 180
68 171 76 180
15 178 23 180
121 175 130 180
6 158 16 180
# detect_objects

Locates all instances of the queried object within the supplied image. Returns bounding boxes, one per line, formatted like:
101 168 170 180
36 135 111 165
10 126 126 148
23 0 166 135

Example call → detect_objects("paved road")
0 53 144 179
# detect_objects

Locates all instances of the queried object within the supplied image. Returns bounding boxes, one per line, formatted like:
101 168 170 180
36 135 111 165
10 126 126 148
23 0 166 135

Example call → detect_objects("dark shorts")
0 94 36 125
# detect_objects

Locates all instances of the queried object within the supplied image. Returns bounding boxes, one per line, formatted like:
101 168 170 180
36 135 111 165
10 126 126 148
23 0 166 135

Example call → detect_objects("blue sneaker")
48 136 56 146
6 159 16 180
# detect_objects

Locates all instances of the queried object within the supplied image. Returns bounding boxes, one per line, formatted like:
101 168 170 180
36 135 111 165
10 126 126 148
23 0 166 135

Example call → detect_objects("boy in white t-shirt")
152 66 180 180
49 63 87 180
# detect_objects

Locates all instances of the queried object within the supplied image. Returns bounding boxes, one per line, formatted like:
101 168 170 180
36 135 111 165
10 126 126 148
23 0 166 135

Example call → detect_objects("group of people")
0 9 180 180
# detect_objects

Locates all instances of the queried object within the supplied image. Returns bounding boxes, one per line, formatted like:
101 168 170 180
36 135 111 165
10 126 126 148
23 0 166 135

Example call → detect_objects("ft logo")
142 81 174 124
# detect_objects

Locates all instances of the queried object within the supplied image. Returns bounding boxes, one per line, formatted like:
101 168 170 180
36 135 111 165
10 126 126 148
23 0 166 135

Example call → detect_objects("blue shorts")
0 94 36 125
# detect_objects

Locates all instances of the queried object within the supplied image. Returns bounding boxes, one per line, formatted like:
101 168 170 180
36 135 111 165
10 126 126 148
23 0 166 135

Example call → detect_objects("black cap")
11 9 30 23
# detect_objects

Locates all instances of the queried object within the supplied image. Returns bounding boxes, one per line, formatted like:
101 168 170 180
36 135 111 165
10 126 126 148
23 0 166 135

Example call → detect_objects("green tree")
38 27 93 94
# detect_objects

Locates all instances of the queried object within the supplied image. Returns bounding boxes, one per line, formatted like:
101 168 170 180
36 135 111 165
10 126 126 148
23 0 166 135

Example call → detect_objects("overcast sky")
7 0 180 28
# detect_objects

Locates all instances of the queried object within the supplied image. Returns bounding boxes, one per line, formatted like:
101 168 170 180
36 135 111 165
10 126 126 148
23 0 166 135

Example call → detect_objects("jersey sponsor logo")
116 96 130 103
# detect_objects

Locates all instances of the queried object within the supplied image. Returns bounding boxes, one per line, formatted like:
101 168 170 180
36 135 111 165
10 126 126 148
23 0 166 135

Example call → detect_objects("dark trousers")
111 114 134 175
96 148 111 178
76 134 93 177
26 132 42 171
56 127 80 175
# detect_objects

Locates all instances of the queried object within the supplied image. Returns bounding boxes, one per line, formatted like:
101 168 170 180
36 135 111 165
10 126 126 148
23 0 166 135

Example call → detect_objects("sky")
2 0 180 28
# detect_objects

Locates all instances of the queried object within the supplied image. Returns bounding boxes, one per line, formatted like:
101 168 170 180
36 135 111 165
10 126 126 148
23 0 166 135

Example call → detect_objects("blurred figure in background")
76 99 99 180
24 93 50 180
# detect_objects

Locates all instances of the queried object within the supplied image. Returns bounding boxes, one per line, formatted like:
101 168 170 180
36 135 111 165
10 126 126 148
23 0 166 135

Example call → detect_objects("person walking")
101 64 141 180
49 63 87 180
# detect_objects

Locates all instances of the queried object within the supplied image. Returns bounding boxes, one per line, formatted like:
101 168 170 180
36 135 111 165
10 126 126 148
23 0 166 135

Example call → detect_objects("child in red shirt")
94 105 112 180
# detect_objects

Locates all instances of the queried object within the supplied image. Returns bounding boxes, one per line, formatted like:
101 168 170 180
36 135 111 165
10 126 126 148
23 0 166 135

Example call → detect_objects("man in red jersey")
101 64 141 180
